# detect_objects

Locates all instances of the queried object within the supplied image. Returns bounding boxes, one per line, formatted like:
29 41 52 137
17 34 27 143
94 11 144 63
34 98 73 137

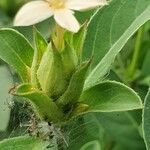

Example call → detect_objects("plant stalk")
127 26 144 78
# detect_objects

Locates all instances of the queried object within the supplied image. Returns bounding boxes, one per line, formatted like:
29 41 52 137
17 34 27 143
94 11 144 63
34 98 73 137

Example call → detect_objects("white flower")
14 0 107 33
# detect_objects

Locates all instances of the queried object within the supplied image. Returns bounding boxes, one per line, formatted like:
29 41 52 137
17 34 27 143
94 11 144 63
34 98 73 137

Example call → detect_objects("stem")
127 26 144 78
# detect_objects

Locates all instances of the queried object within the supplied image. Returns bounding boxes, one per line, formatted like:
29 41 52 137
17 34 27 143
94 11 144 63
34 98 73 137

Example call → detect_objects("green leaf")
14 84 64 123
94 112 145 150
83 0 150 88
143 90 150 149
0 135 48 150
0 28 34 82
79 81 143 112
0 66 13 131
63 112 145 150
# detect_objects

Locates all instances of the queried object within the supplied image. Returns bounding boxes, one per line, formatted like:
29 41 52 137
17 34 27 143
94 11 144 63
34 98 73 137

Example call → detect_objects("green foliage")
79 81 142 113
83 0 150 89
0 28 34 82
0 135 48 150
0 0 150 149
143 90 150 149
96 112 145 150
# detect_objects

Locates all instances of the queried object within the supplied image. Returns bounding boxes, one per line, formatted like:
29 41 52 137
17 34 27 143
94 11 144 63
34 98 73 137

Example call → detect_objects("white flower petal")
14 1 53 26
67 0 107 11
54 9 80 33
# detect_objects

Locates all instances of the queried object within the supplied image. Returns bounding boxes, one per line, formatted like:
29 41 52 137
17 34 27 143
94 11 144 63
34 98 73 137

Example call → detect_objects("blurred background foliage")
0 0 150 149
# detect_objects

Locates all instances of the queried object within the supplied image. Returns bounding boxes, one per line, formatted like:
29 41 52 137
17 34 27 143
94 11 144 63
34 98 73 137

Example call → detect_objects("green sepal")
56 60 91 111
61 42 78 78
37 44 67 99
14 84 64 123
31 27 48 87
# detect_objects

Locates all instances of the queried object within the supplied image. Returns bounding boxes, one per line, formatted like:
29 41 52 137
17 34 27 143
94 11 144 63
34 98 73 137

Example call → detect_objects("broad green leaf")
0 135 48 150
63 112 145 150
95 112 145 150
0 28 34 82
83 0 150 88
143 90 150 149
14 84 64 123
0 66 13 131
79 81 142 112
